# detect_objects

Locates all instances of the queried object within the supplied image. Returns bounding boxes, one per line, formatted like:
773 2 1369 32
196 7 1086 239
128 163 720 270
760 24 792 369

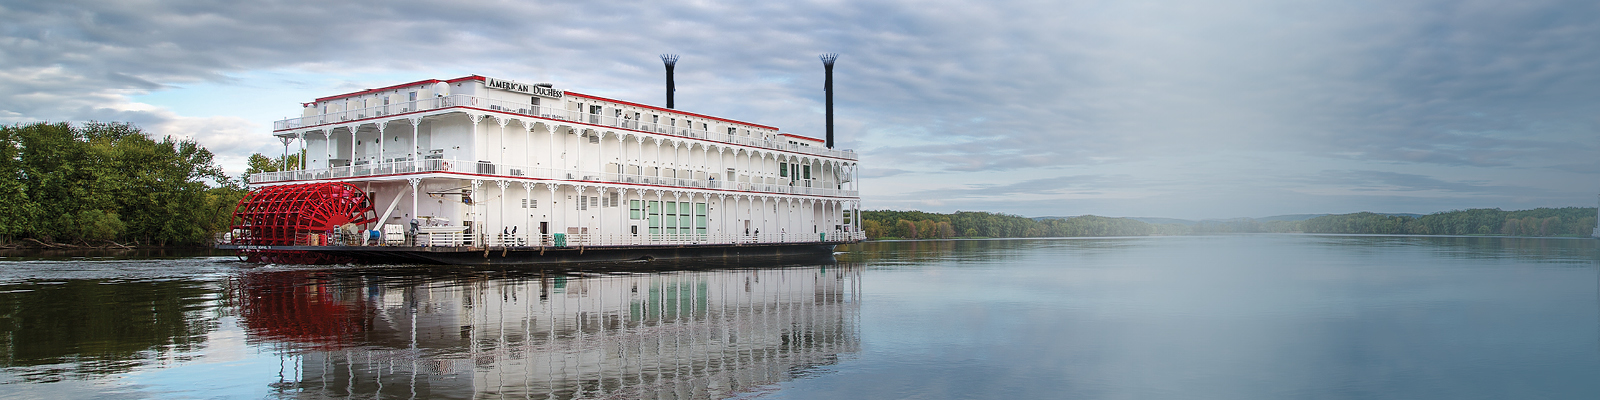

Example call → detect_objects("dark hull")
218 241 843 266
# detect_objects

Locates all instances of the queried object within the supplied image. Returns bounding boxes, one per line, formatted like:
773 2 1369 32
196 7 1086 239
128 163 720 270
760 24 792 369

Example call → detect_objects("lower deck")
270 175 861 248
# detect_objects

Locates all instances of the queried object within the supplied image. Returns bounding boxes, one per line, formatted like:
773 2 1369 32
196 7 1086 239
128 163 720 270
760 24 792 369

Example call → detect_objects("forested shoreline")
860 207 1599 240
0 122 245 247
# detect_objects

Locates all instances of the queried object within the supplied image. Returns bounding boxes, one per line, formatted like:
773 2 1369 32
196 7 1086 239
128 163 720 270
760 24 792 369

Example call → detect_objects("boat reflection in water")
235 264 861 399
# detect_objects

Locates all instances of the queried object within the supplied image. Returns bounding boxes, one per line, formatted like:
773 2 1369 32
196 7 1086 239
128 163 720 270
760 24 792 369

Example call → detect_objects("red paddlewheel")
231 182 376 248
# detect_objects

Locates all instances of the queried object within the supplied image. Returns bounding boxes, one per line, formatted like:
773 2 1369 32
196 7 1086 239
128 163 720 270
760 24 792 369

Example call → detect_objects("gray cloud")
895 174 1126 200
861 168 914 179
1303 170 1548 196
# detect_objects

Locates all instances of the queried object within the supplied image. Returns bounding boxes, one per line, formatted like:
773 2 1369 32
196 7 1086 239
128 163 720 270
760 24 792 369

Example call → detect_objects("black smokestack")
820 53 838 149
661 54 679 109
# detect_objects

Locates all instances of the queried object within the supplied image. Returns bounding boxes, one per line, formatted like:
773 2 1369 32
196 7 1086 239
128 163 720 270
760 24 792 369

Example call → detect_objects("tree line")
859 207 1599 240
859 210 1157 239
1298 208 1597 236
0 122 245 246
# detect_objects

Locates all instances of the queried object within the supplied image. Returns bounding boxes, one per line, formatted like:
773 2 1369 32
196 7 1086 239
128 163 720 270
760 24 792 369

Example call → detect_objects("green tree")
0 122 242 245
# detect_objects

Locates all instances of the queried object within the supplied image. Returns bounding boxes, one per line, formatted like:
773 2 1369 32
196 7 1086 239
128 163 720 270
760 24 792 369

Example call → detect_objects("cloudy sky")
3 0 1597 219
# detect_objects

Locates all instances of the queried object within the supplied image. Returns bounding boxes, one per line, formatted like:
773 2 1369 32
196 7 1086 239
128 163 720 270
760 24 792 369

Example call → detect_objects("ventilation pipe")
820 53 839 149
661 54 679 109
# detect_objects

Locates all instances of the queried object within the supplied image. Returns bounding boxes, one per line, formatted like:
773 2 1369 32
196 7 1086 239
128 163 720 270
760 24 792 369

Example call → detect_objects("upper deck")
272 75 857 161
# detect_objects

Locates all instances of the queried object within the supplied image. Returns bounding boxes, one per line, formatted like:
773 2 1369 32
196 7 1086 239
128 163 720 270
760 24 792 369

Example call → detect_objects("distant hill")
864 207 1598 239
1048 214 1405 224
1031 216 1075 221
1123 217 1198 226
1033 215 1195 225
1256 214 1328 222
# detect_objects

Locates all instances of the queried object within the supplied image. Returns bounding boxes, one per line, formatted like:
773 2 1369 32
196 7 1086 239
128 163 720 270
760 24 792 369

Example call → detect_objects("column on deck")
323 129 332 169
654 189 665 242
377 121 386 171
546 183 559 243
410 118 422 172
409 178 420 244
488 117 501 174
632 136 645 181
614 134 625 182
575 185 586 243
295 132 306 171
547 126 556 178
522 181 533 245
521 121 532 173
576 129 585 181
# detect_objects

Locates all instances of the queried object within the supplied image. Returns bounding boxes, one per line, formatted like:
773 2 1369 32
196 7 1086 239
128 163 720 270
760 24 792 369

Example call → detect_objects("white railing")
249 159 861 198
274 94 859 160
370 230 865 248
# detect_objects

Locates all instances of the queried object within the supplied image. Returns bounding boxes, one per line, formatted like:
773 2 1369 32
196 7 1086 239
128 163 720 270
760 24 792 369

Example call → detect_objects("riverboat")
221 73 862 264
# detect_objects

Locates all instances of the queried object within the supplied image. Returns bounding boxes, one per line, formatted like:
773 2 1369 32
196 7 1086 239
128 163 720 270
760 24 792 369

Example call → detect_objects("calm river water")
0 235 1596 399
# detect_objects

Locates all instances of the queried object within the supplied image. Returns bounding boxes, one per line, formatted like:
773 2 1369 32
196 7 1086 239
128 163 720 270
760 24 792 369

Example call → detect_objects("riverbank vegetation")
860 210 1157 239
1298 208 1596 236
860 207 1599 240
0 122 245 247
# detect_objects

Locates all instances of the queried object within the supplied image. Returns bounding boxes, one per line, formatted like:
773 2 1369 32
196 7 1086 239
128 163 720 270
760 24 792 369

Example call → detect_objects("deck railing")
248 159 860 198
275 94 858 160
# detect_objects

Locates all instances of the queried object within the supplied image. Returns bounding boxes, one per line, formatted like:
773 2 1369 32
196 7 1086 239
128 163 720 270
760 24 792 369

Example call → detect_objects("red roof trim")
564 92 781 131
779 133 824 142
446 75 486 83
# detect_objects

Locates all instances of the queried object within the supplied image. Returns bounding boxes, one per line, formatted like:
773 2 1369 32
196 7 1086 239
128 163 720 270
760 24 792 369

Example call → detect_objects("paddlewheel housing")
231 182 376 264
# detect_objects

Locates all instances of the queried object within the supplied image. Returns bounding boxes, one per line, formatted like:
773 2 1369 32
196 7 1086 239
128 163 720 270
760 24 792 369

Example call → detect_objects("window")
678 202 692 233
408 92 417 101
779 162 788 178
522 199 538 208
609 192 620 207
803 165 811 180
695 203 708 236
728 127 736 135
630 200 643 219
647 201 661 234
664 201 678 234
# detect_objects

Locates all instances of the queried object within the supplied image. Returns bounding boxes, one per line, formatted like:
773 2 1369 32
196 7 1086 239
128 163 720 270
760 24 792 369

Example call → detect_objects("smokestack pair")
660 54 839 149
